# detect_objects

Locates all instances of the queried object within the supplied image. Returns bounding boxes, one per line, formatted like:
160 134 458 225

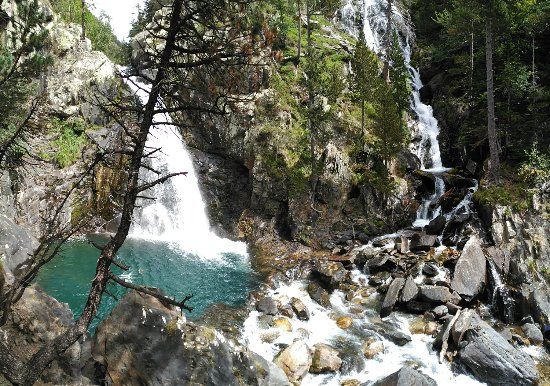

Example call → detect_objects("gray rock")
529 285 550 326
453 310 538 386
399 276 418 303
372 365 437 386
422 262 439 277
418 285 453 304
451 236 487 301
311 260 349 290
521 323 543 345
425 215 446 235
274 341 312 384
290 297 310 321
256 297 278 315
381 278 406 317
0 215 39 277
307 282 331 308
310 343 342 373
376 328 412 346
433 305 449 318
365 255 398 274
410 234 438 252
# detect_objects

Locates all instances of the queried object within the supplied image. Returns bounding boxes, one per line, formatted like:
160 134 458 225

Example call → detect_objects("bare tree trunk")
485 16 500 181
297 0 301 63
1 2 186 384
469 22 474 99
80 0 86 41
382 0 392 84
306 1 317 198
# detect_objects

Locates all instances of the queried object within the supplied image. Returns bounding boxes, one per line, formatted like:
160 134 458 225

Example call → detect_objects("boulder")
380 278 406 317
93 291 284 386
410 234 438 252
365 255 398 274
422 262 440 277
375 327 412 346
399 276 418 303
362 338 385 359
451 236 486 301
256 297 278 315
425 215 446 235
453 310 538 386
307 282 331 308
290 297 309 321
273 318 293 332
372 365 437 386
521 323 543 345
310 343 342 373
274 341 312 384
418 285 453 304
311 260 349 290
337 316 353 329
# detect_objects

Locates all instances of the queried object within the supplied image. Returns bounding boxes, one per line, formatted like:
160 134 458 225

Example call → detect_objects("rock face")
93 291 288 386
451 236 486 301
454 310 538 386
310 343 342 373
0 214 38 278
274 341 312 384
372 365 437 386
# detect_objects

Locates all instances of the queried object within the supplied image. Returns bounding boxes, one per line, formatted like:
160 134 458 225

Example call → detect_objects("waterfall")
488 259 515 323
124 76 247 260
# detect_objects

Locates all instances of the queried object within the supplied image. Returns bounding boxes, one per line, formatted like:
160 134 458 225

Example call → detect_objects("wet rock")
290 298 310 321
369 271 391 286
362 337 385 359
418 285 453 304
377 328 412 346
337 316 353 329
371 365 437 386
341 380 361 386
453 310 538 386
433 305 449 318
307 282 331 308
410 234 438 252
365 255 398 274
406 301 433 313
310 343 342 373
396 236 410 253
450 236 486 301
311 260 349 290
521 323 543 345
409 319 437 335
355 247 378 267
274 341 312 384
399 276 418 302
422 262 440 277
529 285 550 326
256 297 278 315
425 215 446 235
441 172 476 189
273 318 293 332
93 291 284 386
280 304 294 318
381 278 406 318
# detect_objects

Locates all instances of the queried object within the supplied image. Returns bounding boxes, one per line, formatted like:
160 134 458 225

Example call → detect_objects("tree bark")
80 0 86 41
361 99 365 133
382 0 392 84
297 0 301 63
8 1 185 384
485 16 500 181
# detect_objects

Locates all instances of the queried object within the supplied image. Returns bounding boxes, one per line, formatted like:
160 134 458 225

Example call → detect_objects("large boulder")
310 343 342 373
381 278 406 317
274 340 312 384
425 215 446 235
399 276 418 303
418 285 453 304
307 282 331 308
311 260 349 290
92 291 286 386
453 310 538 386
372 365 437 386
409 234 438 252
0 215 39 279
450 236 486 301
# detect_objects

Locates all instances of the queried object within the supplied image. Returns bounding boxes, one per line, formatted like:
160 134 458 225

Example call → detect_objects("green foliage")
50 118 88 168
473 181 531 211
50 0 125 63
389 33 412 116
519 142 550 185
350 31 382 109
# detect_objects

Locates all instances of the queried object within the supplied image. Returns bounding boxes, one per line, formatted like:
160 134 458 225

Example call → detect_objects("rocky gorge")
0 0 549 385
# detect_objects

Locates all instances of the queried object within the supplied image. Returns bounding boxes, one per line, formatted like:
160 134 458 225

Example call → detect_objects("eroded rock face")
450 236 486 301
92 291 287 386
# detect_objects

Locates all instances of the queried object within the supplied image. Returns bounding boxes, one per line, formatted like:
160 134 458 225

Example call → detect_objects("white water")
124 76 247 260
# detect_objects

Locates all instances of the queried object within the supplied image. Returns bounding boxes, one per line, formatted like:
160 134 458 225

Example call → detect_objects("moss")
473 182 531 212
49 117 89 168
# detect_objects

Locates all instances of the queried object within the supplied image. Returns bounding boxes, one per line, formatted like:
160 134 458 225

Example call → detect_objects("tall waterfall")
125 77 247 260
342 0 450 227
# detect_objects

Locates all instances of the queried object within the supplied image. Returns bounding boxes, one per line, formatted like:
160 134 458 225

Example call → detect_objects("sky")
88 0 145 41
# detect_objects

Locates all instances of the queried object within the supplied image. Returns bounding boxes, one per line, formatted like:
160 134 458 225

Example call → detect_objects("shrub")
50 118 88 168
519 142 550 186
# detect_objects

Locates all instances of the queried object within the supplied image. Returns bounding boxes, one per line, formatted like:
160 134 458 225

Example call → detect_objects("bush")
50 118 88 168
519 142 550 186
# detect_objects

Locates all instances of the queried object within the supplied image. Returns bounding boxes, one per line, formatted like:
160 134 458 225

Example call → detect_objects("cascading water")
488 259 515 323
125 77 247 260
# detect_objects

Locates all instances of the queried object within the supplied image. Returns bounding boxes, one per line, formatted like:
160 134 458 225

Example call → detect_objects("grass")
473 181 531 212
48 118 89 168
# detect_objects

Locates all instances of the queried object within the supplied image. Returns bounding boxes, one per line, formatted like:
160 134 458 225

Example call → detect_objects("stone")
341 380 361 386
450 236 487 301
425 215 446 235
371 365 437 386
310 343 342 373
290 297 310 321
418 285 453 304
433 305 449 318
93 291 284 386
380 278 406 317
452 310 538 386
369 271 392 286
307 282 331 308
400 276 418 303
280 304 294 318
422 262 440 277
337 316 353 329
362 338 385 359
521 323 543 345
365 255 398 274
273 318 293 332
274 341 312 384
410 234 438 252
256 297 278 315
376 328 412 346
311 260 349 290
